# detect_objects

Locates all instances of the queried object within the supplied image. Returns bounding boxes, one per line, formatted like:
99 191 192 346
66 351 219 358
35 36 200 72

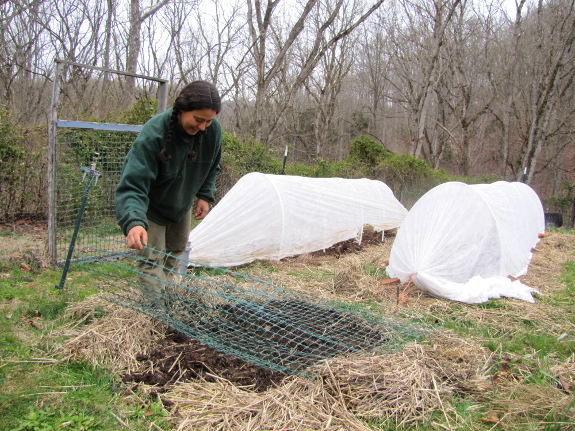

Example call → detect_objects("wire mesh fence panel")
48 59 168 265
78 239 428 376
53 127 138 264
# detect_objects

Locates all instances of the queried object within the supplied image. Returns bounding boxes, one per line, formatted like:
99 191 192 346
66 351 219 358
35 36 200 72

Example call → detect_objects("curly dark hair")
159 81 221 162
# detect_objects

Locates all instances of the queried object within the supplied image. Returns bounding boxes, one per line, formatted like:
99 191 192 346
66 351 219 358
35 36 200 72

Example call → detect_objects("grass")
1 226 574 430
0 263 170 431
557 261 575 303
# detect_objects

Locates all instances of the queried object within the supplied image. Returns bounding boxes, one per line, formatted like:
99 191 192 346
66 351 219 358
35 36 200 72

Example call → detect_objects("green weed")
361 262 386 278
10 406 101 431
286 268 333 282
559 260 575 298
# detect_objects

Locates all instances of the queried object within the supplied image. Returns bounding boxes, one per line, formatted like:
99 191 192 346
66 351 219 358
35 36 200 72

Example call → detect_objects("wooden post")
157 81 168 113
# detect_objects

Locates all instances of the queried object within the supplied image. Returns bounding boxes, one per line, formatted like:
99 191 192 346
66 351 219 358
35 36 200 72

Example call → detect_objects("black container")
545 213 563 228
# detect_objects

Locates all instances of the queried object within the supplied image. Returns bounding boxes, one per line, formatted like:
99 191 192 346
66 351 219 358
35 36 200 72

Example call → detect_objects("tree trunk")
125 0 170 106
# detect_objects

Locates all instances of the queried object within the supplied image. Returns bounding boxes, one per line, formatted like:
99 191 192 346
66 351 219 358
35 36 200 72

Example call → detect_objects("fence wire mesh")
52 127 138 264
76 239 427 376
49 59 169 264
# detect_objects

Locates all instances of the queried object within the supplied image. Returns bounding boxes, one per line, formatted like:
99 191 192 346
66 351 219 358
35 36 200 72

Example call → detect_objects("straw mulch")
57 292 493 430
250 229 394 303
167 376 369 431
55 230 575 430
164 332 491 431
58 295 167 373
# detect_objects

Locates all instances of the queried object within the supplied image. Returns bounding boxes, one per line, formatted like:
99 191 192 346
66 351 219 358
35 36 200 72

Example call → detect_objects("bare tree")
140 6 170 79
485 0 529 179
0 0 50 120
303 37 355 158
380 0 463 165
156 1 200 86
0 0 112 122
356 8 394 150
101 0 117 104
441 0 495 174
513 0 575 184
154 0 244 104
197 0 246 96
401 0 461 159
125 0 170 103
244 0 384 146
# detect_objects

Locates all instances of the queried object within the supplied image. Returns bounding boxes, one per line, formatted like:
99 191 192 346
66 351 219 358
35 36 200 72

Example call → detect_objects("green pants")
138 210 191 299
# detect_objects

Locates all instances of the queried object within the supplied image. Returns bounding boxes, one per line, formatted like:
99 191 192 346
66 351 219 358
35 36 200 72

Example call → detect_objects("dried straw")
489 381 574 424
169 375 369 431
162 332 492 430
53 232 575 430
57 294 166 373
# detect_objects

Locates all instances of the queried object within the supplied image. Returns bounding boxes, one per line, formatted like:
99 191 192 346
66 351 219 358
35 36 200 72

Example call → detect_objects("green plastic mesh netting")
76 241 427 376
75 241 426 374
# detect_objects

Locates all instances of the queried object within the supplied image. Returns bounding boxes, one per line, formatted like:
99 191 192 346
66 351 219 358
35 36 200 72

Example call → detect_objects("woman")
115 80 222 297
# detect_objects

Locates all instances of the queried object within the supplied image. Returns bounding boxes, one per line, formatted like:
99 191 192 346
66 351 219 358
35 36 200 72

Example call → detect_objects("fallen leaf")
20 263 31 272
379 278 400 285
481 415 501 424
558 376 572 393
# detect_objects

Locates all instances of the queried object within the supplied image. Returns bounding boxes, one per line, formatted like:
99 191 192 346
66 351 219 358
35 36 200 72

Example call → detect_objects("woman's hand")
194 199 210 220
126 225 147 250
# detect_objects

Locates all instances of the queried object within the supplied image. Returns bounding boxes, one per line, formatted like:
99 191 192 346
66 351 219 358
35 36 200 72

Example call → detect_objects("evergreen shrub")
348 135 391 167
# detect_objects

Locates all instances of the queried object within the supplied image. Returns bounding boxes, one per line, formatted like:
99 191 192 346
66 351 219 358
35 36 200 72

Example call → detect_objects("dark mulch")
123 329 287 393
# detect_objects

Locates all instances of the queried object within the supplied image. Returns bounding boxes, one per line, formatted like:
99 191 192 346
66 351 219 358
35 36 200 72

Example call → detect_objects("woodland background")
0 0 574 225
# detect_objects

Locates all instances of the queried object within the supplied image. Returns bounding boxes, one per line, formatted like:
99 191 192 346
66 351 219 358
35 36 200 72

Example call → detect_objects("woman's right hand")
126 225 148 250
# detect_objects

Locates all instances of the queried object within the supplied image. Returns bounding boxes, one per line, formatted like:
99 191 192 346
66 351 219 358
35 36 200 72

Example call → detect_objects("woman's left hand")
194 199 210 220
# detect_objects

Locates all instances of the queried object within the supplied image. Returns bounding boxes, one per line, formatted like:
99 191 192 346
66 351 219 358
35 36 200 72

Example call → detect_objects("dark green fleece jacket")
115 108 222 235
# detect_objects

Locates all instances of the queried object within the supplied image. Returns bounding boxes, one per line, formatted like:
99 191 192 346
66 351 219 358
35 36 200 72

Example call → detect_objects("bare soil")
123 329 288 393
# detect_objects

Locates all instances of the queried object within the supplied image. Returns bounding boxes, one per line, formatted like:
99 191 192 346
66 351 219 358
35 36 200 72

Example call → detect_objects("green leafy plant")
11 406 101 431
121 98 158 125
0 107 46 222
348 135 391 167
221 132 282 176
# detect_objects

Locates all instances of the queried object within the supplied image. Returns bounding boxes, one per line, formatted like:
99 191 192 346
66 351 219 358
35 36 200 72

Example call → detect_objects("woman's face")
179 108 217 135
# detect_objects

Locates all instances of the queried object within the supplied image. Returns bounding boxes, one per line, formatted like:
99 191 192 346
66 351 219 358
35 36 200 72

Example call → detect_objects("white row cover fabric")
387 181 545 304
187 172 408 267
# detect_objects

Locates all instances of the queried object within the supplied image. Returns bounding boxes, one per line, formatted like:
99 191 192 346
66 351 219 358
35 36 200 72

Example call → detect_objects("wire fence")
48 59 169 264
75 240 428 376
50 126 140 264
